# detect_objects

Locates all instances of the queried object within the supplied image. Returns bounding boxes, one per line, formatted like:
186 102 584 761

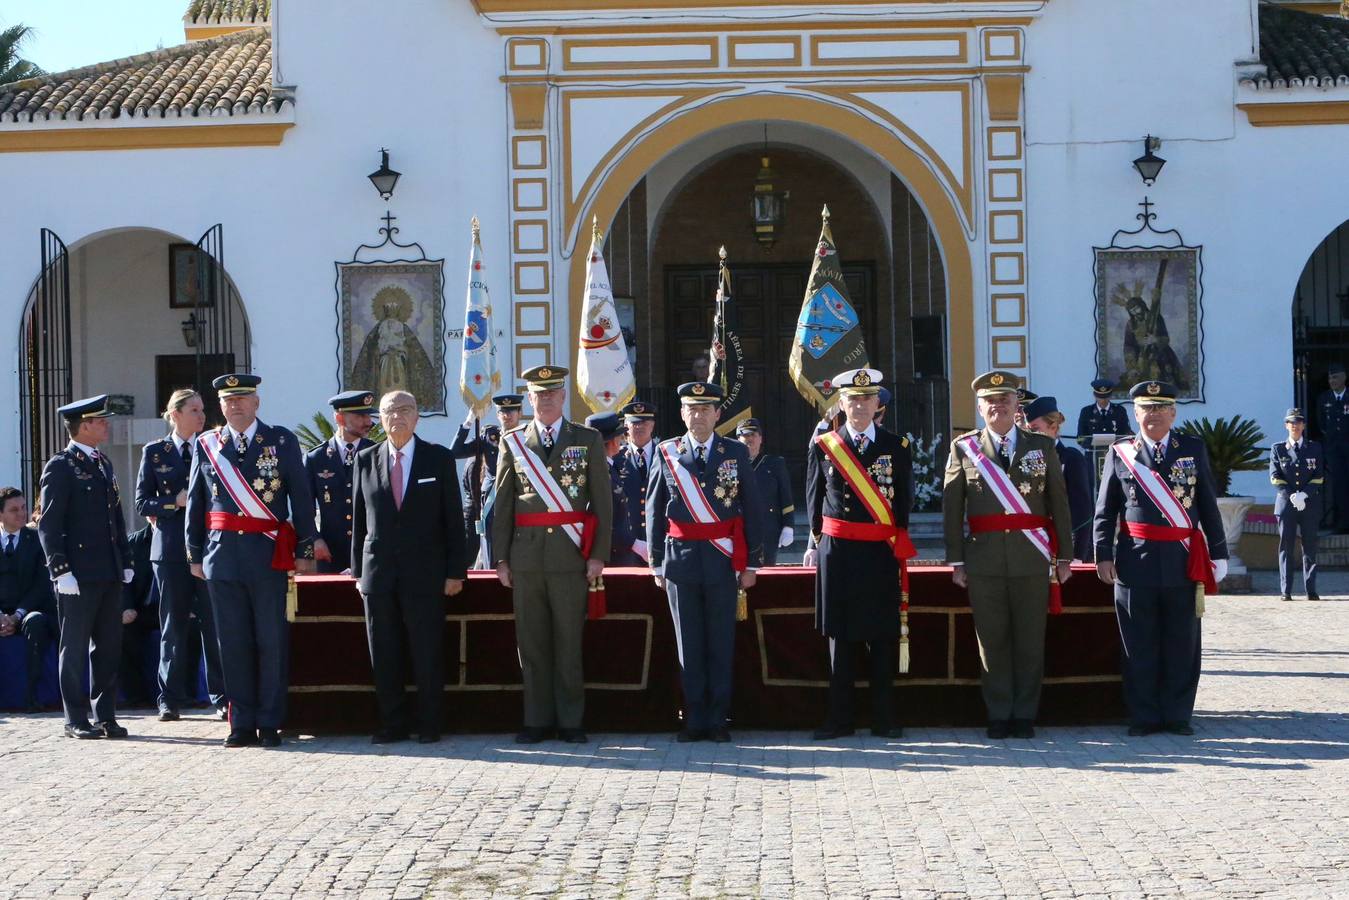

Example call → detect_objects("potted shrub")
1175 415 1266 577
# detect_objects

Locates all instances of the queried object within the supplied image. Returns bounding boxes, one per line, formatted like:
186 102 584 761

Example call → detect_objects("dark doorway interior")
155 353 235 428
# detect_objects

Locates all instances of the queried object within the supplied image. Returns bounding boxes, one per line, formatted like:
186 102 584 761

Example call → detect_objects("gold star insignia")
1018 482 1032 495
253 478 265 490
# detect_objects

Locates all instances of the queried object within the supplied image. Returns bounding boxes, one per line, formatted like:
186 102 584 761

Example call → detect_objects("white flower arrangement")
906 432 945 512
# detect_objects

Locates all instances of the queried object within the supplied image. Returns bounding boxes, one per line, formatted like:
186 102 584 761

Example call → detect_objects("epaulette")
504 423 529 436
958 429 980 440
1112 435 1133 445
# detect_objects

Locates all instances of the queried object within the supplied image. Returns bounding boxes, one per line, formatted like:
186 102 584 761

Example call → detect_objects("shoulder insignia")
958 429 980 440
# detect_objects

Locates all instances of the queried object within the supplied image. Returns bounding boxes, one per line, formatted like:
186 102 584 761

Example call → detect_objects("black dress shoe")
1308 593 1322 601
812 725 855 740
558 728 588 743
224 729 258 748
1010 719 1035 739
676 729 704 743
158 707 180 722
258 728 282 747
64 723 102 740
709 727 731 743
417 733 440 745
515 727 549 744
1127 723 1161 737
1164 721 1194 736
871 726 904 739
371 729 409 745
1282 594 1295 602
986 721 1012 739
98 721 128 739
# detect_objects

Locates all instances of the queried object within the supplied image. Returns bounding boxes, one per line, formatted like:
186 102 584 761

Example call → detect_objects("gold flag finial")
718 245 727 262
470 215 480 237
821 204 831 222
592 214 602 244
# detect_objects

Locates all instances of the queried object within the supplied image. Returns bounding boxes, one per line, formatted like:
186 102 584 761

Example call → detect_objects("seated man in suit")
0 486 56 712
351 390 466 744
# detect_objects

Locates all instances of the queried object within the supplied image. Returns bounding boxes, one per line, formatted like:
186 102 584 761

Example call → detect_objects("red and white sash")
197 429 279 541
504 429 583 550
957 434 1052 562
1114 440 1193 547
658 440 733 560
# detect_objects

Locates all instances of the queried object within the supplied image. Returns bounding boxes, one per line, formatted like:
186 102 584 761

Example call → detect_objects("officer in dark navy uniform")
1094 381 1227 737
305 390 377 574
452 393 522 568
1077 378 1132 449
586 412 640 566
187 374 317 748
736 419 795 566
136 387 226 722
648 382 764 742
1271 408 1324 601
1025 396 1094 562
37 395 134 739
619 400 659 564
1313 364 1349 532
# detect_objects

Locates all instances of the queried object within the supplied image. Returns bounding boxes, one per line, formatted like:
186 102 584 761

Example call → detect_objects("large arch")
566 92 975 423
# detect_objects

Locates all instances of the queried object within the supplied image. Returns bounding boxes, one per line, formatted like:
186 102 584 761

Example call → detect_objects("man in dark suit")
1270 408 1324 602
586 412 639 566
807 369 912 740
1094 381 1228 737
38 395 134 739
0 487 56 712
1076 378 1131 449
306 391 378 575
136 388 226 721
187 374 317 748
736 419 795 566
351 390 466 744
1025 396 1094 562
648 382 764 742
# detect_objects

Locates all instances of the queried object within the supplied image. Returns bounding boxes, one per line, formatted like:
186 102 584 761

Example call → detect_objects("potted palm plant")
1175 415 1266 580
295 411 385 452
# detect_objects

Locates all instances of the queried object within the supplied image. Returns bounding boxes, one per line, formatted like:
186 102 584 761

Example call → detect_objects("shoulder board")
504 423 529 436
957 429 980 440
572 422 599 435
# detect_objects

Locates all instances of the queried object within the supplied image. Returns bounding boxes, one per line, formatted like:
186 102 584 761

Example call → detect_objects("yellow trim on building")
0 122 292 153
1240 101 1349 127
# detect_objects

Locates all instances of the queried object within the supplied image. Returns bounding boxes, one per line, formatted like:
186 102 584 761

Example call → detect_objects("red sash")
1124 522 1218 595
816 431 916 590
514 511 599 560
821 517 917 592
1114 440 1219 597
967 513 1062 613
668 516 747 571
206 511 298 572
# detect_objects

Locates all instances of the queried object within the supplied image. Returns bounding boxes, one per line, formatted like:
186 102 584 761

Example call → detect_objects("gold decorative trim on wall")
988 168 1023 202
0 122 292 153
728 35 803 67
508 37 548 71
513 177 548 212
1239 101 1349 127
991 335 1026 368
988 209 1023 244
983 73 1022 122
981 28 1022 62
512 135 548 169
989 251 1024 285
990 293 1026 327
515 342 552 383
809 32 968 66
512 219 550 254
562 36 719 70
986 126 1021 160
513 261 550 295
515 301 551 336
509 83 548 130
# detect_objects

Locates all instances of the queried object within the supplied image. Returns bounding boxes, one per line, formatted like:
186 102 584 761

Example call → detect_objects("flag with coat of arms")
577 217 636 413
460 216 500 416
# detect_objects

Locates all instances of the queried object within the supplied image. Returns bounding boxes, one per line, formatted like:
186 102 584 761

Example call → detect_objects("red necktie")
392 451 405 510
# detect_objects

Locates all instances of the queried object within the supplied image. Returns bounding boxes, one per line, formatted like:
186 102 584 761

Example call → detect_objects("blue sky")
2 1 189 75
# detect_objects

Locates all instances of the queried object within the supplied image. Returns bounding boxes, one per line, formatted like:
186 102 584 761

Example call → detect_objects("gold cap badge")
990 373 1004 386
1147 382 1161 396
692 383 706 396
226 375 239 388
855 371 872 386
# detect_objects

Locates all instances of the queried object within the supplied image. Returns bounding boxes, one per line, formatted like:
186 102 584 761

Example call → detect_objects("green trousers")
966 572 1048 721
512 571 587 729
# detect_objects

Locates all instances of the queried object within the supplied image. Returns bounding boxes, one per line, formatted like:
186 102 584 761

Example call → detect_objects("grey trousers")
665 578 737 732
208 569 289 730
966 572 1049 721
512 571 587 729
1277 501 1320 596
56 579 123 727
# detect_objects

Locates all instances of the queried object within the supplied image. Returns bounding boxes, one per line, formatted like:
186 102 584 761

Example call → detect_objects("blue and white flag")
460 216 500 416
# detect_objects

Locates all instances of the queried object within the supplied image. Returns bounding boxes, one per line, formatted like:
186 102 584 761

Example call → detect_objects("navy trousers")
826 638 896 730
207 569 289 730
1114 582 1202 727
1277 500 1321 596
56 579 123 727
155 561 225 710
665 578 737 732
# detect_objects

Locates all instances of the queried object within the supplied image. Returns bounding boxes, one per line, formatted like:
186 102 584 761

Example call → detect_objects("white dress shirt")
225 421 258 451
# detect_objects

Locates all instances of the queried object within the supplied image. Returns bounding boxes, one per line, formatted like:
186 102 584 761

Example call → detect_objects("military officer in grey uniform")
187 374 317 748
38 395 134 739
943 372 1073 740
135 388 227 721
1270 408 1324 601
1076 378 1132 449
648 382 763 742
493 365 612 744
736 419 795 566
1314 364 1349 532
305 390 377 574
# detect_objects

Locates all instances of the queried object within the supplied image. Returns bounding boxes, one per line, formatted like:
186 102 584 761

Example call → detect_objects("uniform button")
547 527 555 534
345 497 351 504
345 514 352 520
238 531 244 535
346 530 352 537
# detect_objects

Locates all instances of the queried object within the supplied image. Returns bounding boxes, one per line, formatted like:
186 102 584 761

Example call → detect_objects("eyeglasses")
381 405 417 417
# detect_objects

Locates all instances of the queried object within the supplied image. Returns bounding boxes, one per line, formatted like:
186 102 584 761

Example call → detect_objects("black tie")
636 447 647 480
182 441 193 465
695 444 706 474
4 534 13 556
1289 442 1300 464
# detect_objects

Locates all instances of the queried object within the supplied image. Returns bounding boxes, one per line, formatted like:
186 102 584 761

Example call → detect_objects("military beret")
677 382 723 405
1090 378 1116 397
735 418 763 435
520 365 568 389
833 367 884 396
330 390 376 414
877 387 892 408
620 400 657 420
57 394 113 421
1023 395 1061 422
213 373 261 396
584 411 627 440
1128 380 1177 405
493 393 523 411
971 371 1019 398
1285 407 1306 423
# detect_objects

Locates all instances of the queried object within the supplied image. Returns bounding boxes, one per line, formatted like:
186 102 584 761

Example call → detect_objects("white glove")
462 409 477 429
1290 491 1307 511
1212 559 1228 584
123 568 135 584
55 573 80 595
803 547 818 568
778 526 795 549
632 539 649 562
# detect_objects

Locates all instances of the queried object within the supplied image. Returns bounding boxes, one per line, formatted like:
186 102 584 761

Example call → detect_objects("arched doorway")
1291 219 1349 424
19 225 251 518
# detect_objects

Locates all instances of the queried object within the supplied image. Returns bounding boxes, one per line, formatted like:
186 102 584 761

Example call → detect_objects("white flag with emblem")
577 217 636 414
459 216 500 417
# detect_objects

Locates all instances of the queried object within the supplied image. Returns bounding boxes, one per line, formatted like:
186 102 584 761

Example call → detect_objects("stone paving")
1 571 1346 898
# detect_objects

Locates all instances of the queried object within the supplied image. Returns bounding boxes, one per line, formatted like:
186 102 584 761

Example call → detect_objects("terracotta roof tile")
0 29 286 124
185 0 271 25
1246 4 1349 90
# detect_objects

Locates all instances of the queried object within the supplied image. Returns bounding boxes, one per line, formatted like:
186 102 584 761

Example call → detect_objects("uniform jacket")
619 440 657 540
1314 389 1349 444
135 435 194 563
185 420 317 579
608 457 635 557
647 433 765 583
122 525 156 614
305 436 374 572
1057 439 1095 561
451 425 499 537
806 427 911 537
38 442 131 581
942 427 1074 577
351 438 466 596
1093 432 1228 587
1270 438 1325 516
0 526 54 619
492 418 613 573
1076 402 1132 448
749 452 795 539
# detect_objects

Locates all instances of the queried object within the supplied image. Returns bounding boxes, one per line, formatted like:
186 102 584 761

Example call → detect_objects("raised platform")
288 565 1124 733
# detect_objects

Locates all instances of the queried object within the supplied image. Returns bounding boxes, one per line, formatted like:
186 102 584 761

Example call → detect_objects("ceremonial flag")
709 247 753 436
788 205 870 414
577 218 636 413
459 216 500 417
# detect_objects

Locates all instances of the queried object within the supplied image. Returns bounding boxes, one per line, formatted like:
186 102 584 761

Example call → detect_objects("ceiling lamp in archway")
752 128 789 250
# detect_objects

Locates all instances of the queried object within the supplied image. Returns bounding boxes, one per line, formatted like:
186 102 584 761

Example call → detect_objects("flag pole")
470 216 486 562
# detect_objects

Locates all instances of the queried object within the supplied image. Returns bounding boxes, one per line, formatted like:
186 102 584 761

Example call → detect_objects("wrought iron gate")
19 229 72 500
193 223 252 389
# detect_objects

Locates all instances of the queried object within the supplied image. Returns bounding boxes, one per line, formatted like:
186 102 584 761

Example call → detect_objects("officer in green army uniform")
493 365 612 744
943 371 1073 740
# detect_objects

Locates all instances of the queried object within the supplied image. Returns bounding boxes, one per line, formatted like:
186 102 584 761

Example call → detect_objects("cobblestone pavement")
2 572 1346 898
